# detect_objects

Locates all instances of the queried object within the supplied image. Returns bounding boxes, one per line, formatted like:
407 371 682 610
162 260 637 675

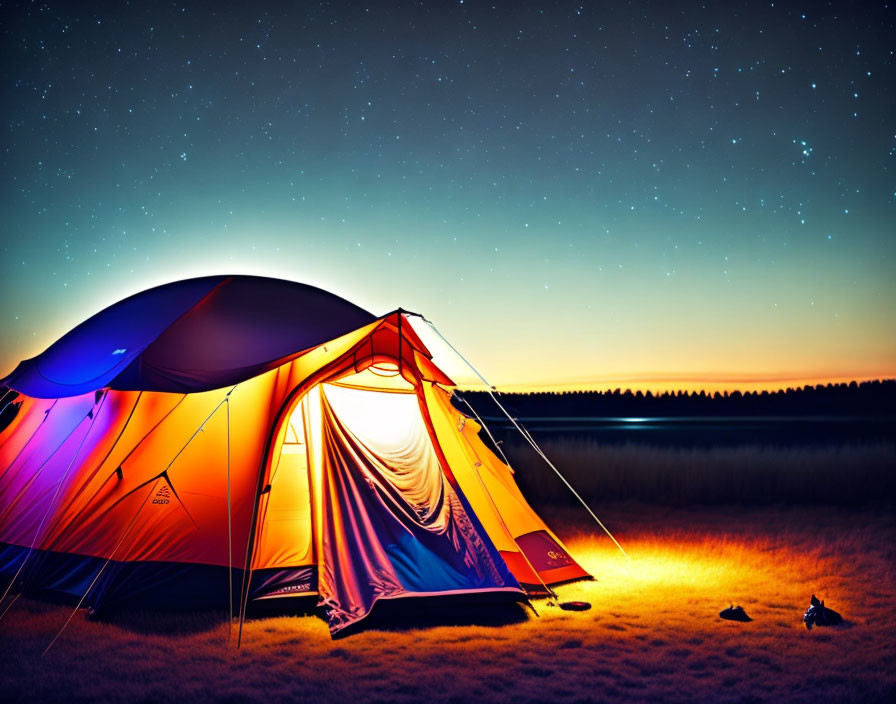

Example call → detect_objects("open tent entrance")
253 373 431 601
250 358 588 623
250 366 521 626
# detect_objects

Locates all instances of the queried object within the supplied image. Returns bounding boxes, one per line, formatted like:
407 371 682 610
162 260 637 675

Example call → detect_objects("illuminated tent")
0 275 587 636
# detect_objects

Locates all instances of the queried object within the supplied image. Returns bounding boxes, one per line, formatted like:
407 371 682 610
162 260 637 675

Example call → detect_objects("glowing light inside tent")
322 383 423 447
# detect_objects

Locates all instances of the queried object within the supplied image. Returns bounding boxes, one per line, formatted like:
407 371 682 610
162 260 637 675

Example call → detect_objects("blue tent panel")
2 276 377 398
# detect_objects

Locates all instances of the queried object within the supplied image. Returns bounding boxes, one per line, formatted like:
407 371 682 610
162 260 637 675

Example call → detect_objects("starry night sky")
2 1 894 390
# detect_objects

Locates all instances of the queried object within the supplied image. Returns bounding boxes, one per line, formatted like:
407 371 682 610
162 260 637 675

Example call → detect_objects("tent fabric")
1 276 226 400
314 386 518 633
1 275 377 398
0 542 307 609
422 381 589 588
0 276 589 636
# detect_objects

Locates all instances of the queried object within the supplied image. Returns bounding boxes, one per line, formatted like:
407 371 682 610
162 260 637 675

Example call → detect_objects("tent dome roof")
3 275 377 398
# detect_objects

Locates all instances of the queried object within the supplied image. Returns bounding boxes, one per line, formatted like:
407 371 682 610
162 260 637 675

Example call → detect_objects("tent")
0 275 588 637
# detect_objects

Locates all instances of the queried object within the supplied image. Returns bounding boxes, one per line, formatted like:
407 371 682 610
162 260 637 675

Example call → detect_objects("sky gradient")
2 1 894 390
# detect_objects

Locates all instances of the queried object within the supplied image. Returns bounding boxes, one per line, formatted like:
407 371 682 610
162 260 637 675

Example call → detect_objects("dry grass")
1 504 894 703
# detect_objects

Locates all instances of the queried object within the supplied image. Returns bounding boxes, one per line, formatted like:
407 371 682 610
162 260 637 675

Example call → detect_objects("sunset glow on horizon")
2 3 893 392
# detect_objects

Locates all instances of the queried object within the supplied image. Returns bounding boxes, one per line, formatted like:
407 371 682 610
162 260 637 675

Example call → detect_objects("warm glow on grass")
1 506 893 703
559 536 799 618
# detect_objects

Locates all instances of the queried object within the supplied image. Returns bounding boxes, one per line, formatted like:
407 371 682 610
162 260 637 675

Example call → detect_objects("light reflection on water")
481 416 896 449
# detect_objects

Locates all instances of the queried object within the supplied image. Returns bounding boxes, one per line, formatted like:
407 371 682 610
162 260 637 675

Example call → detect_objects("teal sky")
2 1 894 389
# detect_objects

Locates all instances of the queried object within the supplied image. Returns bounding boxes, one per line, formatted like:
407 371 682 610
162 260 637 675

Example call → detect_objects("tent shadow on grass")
93 597 319 636
69 592 531 638
251 592 531 638
332 593 531 637
85 604 231 636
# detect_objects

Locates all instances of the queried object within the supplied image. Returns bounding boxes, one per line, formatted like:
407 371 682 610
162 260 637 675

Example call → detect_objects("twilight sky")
1 1 894 390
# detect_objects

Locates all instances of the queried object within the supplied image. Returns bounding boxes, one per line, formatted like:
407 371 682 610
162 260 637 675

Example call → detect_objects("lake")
479 416 896 449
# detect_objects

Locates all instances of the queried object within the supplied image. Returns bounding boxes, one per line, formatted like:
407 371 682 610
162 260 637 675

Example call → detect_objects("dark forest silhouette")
1 381 894 436
458 379 896 419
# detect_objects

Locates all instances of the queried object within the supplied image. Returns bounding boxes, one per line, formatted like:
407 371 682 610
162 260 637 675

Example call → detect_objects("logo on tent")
516 530 575 572
153 485 171 505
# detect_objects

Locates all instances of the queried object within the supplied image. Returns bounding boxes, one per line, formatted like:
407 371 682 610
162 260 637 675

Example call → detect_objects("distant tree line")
457 379 896 419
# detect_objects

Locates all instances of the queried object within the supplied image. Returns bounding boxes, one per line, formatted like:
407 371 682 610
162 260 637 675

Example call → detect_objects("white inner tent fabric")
322 383 444 516
255 381 440 575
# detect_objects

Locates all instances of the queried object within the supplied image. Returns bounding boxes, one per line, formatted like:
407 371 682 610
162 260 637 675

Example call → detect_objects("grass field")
505 437 896 505
1 503 893 703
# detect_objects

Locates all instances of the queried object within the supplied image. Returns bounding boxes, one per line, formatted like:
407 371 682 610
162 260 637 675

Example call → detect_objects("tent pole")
423 318 631 562
225 395 234 643
236 502 259 647
155 391 235 480
237 423 270 648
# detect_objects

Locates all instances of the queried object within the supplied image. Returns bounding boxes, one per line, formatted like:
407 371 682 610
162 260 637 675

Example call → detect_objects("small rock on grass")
719 605 752 622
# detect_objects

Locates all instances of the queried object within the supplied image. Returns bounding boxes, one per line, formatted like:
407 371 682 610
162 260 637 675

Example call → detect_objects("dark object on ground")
719 605 752 622
558 601 591 611
0 387 21 434
803 594 843 629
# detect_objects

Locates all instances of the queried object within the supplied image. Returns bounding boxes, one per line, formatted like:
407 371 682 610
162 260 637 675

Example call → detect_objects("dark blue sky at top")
1 1 893 388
